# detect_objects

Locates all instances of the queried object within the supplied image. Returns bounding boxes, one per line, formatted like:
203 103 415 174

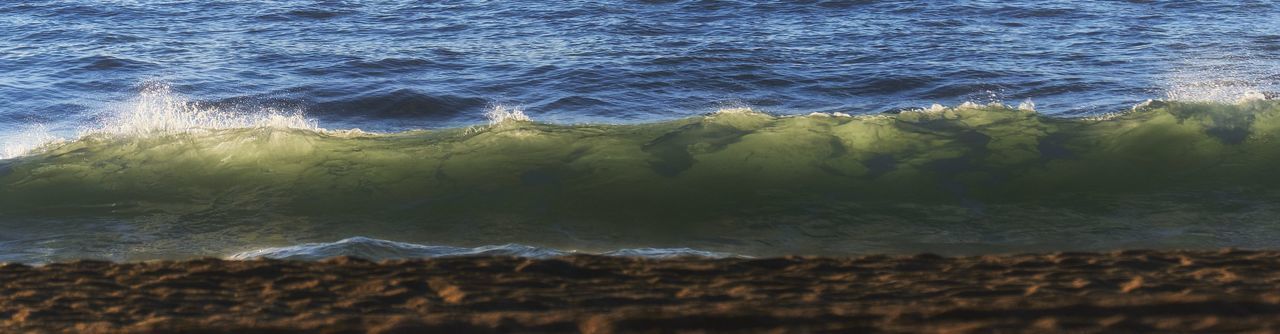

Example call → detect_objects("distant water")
1 1 1279 263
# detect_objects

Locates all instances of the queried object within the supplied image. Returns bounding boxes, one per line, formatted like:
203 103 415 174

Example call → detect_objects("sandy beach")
1 249 1278 333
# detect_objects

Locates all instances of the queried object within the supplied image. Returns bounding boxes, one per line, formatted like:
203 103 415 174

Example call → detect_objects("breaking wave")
1 84 317 159
6 98 1280 214
6 89 1280 258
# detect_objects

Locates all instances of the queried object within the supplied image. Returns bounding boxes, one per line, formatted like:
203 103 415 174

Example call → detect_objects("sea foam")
98 83 319 137
227 237 743 261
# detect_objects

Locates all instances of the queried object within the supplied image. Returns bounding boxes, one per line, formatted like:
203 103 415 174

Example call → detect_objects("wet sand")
3 249 1280 333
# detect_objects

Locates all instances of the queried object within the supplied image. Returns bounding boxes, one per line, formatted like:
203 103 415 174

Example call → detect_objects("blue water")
3 1 1277 133
1 1 1280 262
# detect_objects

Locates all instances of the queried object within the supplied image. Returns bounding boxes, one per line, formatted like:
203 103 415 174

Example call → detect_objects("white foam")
0 83 323 159
0 124 63 159
1017 99 1036 112
910 101 1016 114
97 83 318 137
484 105 530 126
1238 91 1269 102
1165 83 1270 104
713 107 758 115
225 236 746 261
226 237 566 261
1162 55 1278 104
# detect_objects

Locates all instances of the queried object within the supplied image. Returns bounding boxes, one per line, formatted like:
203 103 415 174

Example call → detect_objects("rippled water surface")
1 1 1279 262
3 1 1278 131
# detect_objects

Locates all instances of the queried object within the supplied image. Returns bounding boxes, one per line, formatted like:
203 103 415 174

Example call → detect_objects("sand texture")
3 249 1280 333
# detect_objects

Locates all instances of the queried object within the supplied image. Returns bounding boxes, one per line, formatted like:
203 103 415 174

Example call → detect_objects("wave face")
4 101 1280 262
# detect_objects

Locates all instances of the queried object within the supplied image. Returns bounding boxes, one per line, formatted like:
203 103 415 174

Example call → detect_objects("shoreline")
4 249 1279 333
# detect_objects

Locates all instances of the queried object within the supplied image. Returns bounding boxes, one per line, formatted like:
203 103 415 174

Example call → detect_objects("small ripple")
309 88 489 119
852 76 934 95
1000 7 1080 19
78 55 153 71
1021 82 1093 96
539 95 615 111
347 57 437 70
256 9 352 21
921 83 1006 100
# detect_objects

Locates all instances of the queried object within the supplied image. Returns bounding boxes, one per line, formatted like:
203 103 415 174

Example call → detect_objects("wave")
5 99 1280 213
6 93 1280 256
226 237 742 261
3 97 1279 208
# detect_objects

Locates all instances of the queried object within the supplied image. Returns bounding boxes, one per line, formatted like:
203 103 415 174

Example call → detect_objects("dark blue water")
3 1 1278 134
2 1 1280 262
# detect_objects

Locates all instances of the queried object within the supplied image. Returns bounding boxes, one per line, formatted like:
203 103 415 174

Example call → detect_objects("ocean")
1 1 1278 263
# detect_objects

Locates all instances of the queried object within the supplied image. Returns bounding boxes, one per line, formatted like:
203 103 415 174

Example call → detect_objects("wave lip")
226 237 743 261
98 83 318 137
